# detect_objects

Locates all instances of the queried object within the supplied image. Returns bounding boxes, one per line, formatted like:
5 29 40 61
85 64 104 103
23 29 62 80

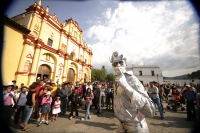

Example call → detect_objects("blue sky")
5 0 118 35
5 0 200 77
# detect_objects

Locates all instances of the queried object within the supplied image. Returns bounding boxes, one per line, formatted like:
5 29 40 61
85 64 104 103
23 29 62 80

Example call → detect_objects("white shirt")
14 93 20 99
149 86 159 99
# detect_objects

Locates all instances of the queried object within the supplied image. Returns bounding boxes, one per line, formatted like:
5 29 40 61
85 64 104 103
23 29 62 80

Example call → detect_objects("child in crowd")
69 87 82 120
51 97 61 122
37 86 48 122
37 91 52 126
82 88 94 121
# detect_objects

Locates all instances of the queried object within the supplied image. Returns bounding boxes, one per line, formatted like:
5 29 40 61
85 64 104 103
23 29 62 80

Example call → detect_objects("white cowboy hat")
185 84 190 87
5 82 14 86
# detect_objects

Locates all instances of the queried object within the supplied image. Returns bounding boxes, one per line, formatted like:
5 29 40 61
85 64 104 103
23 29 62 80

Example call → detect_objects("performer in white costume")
110 51 155 133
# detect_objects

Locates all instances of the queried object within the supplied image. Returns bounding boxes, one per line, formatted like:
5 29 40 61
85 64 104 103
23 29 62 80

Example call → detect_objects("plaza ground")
10 102 197 133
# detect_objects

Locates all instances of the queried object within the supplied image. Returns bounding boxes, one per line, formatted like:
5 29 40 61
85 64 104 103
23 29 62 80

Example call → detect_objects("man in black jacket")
93 83 102 116
69 87 82 119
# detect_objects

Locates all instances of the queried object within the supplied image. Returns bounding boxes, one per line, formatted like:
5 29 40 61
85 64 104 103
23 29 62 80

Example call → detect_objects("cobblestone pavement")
10 102 197 133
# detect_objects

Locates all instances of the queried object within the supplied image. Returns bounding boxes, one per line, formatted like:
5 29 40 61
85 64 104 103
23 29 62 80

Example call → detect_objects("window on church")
23 60 31 72
85 59 87 63
139 71 142 76
47 38 53 47
151 71 155 76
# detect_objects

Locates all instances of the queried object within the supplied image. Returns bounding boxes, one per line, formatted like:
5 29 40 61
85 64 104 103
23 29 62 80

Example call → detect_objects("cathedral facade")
3 0 92 86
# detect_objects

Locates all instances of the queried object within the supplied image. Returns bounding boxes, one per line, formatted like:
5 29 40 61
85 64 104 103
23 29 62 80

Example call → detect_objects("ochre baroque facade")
3 0 92 86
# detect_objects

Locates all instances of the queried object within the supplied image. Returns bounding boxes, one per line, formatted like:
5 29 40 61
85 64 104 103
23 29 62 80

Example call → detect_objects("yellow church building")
3 0 93 86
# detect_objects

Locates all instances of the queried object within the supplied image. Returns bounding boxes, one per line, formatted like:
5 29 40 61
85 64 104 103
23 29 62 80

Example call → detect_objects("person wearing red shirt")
34 80 44 118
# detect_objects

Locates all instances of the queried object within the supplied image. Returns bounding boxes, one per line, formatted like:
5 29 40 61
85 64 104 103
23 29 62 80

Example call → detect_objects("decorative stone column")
29 13 36 31
58 29 65 49
89 52 92 82
62 54 69 82
27 43 41 85
38 19 45 39
16 41 30 73
81 48 86 82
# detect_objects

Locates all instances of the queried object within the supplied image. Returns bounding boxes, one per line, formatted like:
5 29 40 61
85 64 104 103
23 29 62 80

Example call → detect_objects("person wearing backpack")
182 84 197 121
3 82 17 127
14 86 28 128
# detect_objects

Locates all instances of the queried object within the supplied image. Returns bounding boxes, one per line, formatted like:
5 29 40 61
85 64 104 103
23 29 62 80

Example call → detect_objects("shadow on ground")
75 120 117 131
150 116 195 129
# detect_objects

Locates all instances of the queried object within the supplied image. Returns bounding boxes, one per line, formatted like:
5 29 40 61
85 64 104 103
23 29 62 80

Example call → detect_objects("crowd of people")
3 79 200 131
3 79 115 131
144 82 200 121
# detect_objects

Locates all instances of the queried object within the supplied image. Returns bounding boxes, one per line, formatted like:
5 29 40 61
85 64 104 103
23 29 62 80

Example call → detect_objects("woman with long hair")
81 88 94 121
21 83 36 131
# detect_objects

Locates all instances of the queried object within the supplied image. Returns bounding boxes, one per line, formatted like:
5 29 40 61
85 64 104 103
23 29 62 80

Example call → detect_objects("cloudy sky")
5 0 200 77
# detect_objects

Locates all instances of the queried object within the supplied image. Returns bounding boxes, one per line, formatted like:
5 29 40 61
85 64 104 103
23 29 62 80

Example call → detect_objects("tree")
91 69 106 81
91 69 96 81
92 67 115 82
190 70 200 79
187 73 191 79
106 73 115 82
101 66 107 75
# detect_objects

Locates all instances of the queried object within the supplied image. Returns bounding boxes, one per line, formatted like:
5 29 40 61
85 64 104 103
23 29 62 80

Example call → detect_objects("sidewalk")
10 102 196 133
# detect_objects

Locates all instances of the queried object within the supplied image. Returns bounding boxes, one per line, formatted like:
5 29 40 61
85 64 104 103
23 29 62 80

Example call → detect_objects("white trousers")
116 119 149 133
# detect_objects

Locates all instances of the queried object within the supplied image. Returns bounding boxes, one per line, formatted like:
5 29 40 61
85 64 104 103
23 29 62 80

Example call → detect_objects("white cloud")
85 1 199 77
100 1 106 5
103 8 112 19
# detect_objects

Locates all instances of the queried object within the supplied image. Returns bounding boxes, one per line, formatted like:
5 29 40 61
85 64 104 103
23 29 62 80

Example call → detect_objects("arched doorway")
84 73 87 82
37 64 51 81
67 68 75 83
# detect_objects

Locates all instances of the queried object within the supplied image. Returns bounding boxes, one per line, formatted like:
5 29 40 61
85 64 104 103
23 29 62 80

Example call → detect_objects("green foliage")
91 66 115 82
190 70 200 79
91 69 106 81
106 73 115 82
186 70 200 79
